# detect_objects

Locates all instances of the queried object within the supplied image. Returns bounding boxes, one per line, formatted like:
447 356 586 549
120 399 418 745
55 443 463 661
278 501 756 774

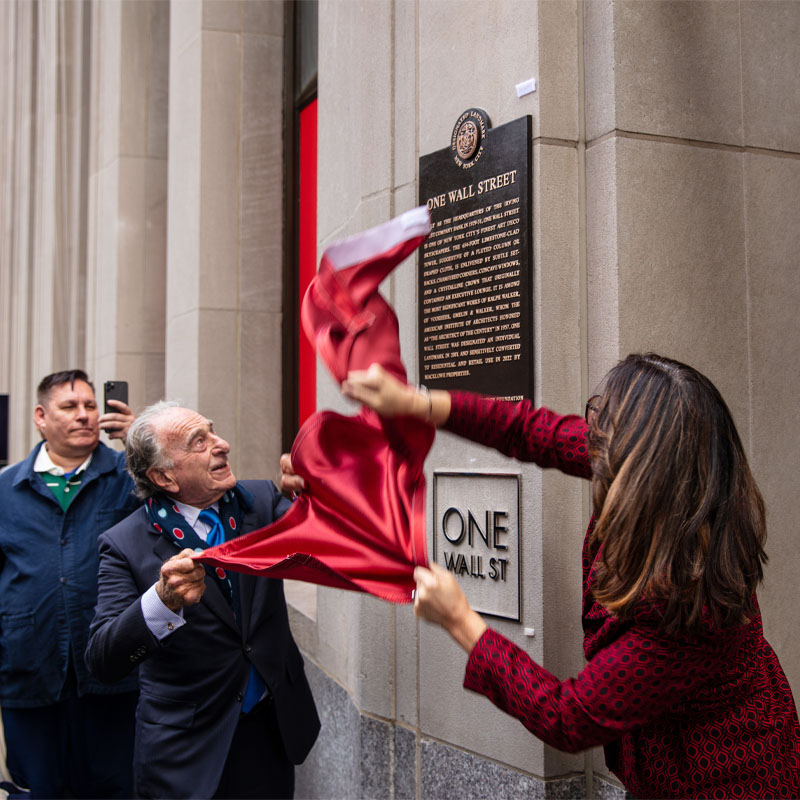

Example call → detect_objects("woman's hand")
413 563 487 652
342 363 418 417
343 363 451 425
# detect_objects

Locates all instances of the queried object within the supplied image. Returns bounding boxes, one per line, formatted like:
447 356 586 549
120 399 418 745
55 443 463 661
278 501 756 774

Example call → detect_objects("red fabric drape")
196 207 433 602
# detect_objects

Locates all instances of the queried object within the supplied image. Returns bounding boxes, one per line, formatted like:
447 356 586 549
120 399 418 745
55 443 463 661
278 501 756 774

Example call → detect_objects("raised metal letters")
433 472 521 621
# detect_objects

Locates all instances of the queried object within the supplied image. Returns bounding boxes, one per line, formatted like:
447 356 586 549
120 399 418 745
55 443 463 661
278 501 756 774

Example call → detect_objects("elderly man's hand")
279 453 305 497
99 399 135 442
156 549 207 611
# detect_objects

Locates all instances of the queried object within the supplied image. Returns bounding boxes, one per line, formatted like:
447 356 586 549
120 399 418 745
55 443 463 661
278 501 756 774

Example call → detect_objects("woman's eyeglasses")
584 395 601 425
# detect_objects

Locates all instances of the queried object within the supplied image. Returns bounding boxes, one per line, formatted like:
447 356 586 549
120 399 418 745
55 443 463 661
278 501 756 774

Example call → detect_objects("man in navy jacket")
0 370 140 798
85 401 319 799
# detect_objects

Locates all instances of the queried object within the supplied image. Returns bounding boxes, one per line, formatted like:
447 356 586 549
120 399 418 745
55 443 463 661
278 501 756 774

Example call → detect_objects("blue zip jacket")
0 441 140 706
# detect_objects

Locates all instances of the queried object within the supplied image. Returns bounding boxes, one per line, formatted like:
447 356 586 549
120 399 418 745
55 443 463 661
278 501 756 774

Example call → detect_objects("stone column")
166 0 285 477
1 0 95 458
583 0 800 788
0 0 37 460
86 0 169 416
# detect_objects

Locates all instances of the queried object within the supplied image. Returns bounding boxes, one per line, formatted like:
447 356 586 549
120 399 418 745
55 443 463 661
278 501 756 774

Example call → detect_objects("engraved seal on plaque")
456 120 479 159
450 108 491 169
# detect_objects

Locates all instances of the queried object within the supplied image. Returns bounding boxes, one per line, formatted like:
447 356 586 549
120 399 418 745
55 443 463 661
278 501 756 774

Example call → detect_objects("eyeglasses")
584 394 601 425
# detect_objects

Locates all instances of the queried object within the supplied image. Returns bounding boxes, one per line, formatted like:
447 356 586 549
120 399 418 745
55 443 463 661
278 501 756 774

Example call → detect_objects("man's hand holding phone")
100 381 135 442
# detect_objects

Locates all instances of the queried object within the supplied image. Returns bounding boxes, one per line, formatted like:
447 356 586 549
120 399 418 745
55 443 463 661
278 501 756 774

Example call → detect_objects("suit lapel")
151 527 240 633
236 505 269 636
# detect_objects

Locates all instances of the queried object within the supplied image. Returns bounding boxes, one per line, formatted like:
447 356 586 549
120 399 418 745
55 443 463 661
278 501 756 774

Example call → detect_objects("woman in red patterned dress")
342 353 800 799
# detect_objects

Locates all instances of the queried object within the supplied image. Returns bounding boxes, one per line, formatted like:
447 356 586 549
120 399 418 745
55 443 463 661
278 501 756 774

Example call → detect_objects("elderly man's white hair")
125 400 183 500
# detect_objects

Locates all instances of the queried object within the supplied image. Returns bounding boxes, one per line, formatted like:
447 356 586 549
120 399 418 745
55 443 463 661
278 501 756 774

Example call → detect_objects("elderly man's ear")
146 466 178 495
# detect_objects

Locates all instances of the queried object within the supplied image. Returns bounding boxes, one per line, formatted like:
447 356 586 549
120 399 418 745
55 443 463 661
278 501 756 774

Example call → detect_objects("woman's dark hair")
587 353 767 634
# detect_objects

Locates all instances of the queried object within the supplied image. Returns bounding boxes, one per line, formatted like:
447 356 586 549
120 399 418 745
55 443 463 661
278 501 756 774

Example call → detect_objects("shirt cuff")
141 583 186 640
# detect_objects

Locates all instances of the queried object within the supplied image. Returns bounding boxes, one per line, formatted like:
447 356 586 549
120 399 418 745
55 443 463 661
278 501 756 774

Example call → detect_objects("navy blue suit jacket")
85 480 320 799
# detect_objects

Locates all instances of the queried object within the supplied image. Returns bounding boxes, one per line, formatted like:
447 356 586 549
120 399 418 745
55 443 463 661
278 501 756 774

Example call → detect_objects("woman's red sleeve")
463 627 720 753
445 392 592 479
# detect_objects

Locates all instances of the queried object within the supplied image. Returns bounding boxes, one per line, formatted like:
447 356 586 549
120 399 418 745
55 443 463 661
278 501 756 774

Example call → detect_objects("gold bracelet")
418 384 432 421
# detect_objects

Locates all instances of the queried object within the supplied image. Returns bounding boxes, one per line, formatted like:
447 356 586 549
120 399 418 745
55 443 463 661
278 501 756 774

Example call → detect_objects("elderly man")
0 369 139 798
85 401 319 799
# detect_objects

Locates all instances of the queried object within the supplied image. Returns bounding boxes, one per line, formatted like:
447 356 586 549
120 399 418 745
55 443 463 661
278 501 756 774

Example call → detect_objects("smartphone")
104 381 129 414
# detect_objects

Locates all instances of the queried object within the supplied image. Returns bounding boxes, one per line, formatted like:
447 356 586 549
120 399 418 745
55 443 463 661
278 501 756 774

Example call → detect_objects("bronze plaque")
419 113 533 400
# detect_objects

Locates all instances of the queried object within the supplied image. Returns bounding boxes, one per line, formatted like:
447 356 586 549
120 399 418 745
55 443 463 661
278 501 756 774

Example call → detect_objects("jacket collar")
78 441 122 480
13 440 120 489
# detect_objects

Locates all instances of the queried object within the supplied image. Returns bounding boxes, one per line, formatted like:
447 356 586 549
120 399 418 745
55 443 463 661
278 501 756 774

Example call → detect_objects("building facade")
1 1 799 796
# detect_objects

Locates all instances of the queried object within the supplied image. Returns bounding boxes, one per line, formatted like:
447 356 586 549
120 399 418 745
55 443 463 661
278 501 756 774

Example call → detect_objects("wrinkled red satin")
196 209 433 602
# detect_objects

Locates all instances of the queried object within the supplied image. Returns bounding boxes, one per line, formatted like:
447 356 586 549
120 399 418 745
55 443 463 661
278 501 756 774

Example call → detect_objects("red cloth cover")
196 207 433 602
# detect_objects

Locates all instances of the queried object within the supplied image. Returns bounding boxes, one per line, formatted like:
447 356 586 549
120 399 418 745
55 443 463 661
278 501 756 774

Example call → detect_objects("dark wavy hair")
37 369 94 405
587 353 767 634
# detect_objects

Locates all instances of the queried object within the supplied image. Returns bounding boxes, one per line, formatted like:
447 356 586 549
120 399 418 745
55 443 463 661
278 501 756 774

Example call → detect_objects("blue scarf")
145 483 253 610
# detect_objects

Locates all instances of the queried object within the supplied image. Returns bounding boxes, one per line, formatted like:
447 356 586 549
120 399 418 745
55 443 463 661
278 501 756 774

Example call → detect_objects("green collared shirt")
33 446 93 511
